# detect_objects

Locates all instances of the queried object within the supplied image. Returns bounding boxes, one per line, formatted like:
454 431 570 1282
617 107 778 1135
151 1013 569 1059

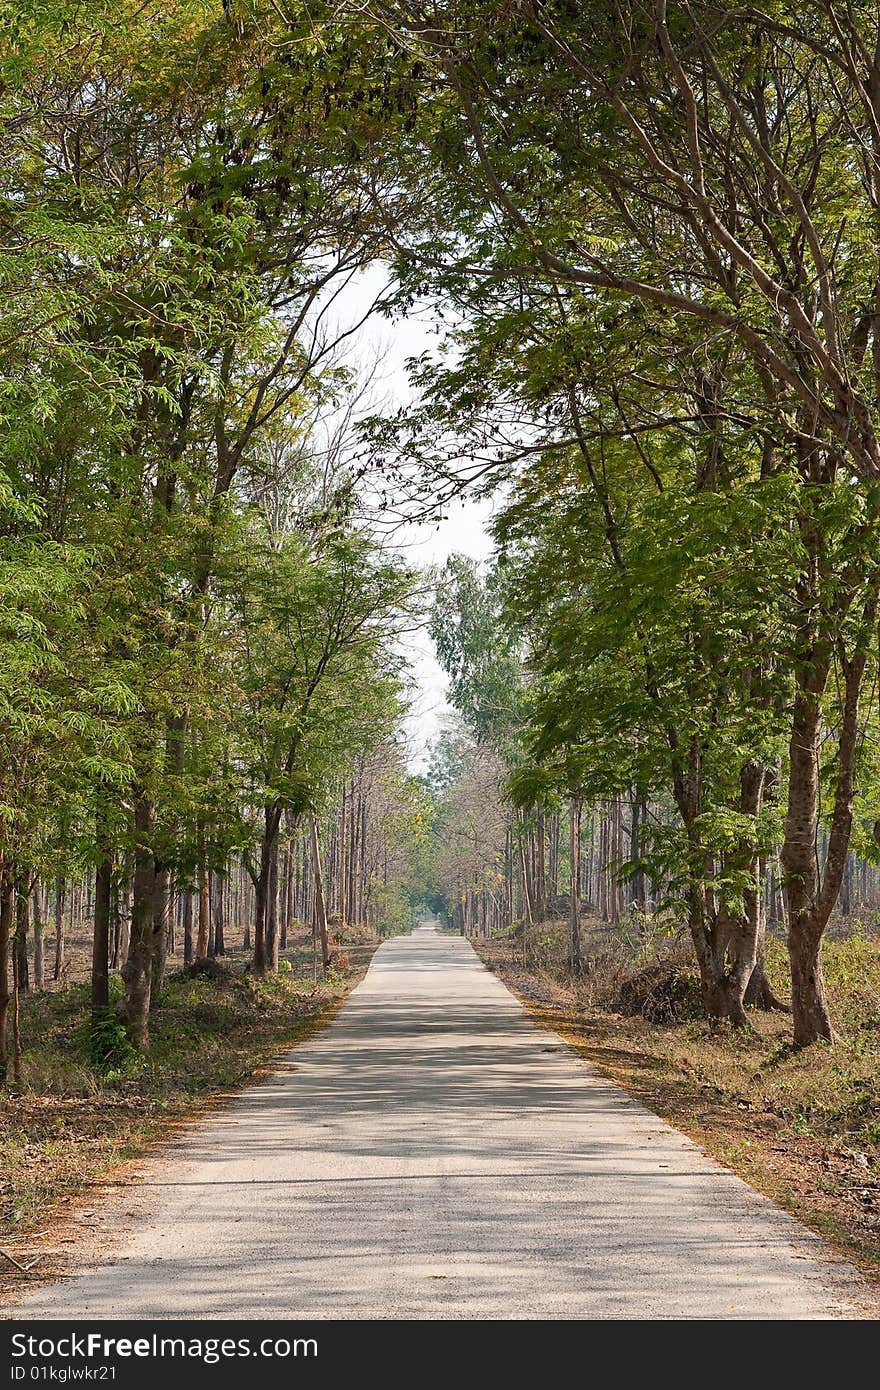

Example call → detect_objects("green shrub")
81 1007 137 1075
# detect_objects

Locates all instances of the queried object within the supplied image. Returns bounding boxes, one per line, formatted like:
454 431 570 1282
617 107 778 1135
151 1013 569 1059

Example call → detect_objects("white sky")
321 264 495 770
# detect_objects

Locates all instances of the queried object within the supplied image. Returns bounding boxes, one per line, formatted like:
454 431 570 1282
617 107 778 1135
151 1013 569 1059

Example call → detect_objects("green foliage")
81 1008 138 1077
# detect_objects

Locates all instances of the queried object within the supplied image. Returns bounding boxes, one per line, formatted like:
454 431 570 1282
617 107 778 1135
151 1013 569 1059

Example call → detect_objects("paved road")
17 924 865 1319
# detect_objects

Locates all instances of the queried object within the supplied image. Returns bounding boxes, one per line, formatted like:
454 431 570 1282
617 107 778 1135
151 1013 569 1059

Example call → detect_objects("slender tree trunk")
122 797 157 1050
110 874 121 970
629 796 645 908
150 868 172 1001
569 799 582 972
241 861 252 952
358 794 367 925
183 889 194 966
212 869 226 956
517 815 534 927
252 805 282 974
196 863 210 962
339 784 348 925
310 816 331 974
11 907 23 1088
266 838 280 971
535 811 546 921
253 834 269 974
14 888 29 995
92 856 112 1009
53 874 65 981
281 841 293 949
32 883 44 991
0 869 12 1083
744 857 788 1011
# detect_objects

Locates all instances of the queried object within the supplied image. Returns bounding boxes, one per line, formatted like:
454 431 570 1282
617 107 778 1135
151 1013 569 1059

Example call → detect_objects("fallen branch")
0 1248 44 1274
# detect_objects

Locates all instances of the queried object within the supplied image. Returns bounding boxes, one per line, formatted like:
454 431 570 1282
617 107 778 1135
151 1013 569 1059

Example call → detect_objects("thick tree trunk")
122 798 157 1050
706 911 752 1028
789 928 833 1045
92 856 112 1009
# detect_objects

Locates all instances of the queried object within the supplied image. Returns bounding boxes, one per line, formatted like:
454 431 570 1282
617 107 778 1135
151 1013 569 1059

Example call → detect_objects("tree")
358 0 880 1043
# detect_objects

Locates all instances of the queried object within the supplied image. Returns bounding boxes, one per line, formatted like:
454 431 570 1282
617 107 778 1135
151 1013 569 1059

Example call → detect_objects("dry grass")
475 920 880 1282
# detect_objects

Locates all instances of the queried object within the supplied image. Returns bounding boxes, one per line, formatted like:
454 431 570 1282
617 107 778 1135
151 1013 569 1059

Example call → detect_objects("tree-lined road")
17 925 865 1319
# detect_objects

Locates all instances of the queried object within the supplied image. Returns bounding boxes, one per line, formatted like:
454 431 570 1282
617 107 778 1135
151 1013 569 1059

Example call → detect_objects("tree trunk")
53 874 65 980
14 888 29 995
339 784 348 925
535 811 546 921
789 928 833 1044
569 799 582 972
212 869 226 956
310 816 331 974
252 808 276 974
196 864 210 962
183 889 194 966
92 856 112 1009
32 883 44 990
782 639 860 1045
150 868 172 1001
281 841 293 949
122 797 157 1050
0 869 12 1083
265 838 280 971
629 796 646 908
11 906 23 1088
111 873 122 970
517 816 534 927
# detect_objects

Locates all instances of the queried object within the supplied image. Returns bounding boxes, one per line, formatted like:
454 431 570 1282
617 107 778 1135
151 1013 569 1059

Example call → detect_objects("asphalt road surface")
16 923 866 1319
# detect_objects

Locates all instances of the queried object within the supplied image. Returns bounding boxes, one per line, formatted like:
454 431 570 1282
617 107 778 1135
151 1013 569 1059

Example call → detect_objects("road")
16 923 865 1319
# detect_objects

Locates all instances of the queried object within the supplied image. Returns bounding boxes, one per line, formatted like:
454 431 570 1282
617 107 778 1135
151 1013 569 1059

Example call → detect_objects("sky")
321 264 495 770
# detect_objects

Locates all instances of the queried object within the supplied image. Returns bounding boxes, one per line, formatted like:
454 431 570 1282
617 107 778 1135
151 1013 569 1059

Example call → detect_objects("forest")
3 0 880 1272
